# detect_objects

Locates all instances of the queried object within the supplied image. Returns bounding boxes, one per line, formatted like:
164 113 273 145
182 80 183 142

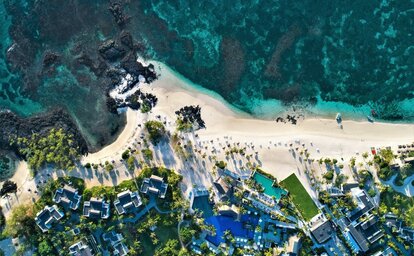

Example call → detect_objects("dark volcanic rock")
119 30 134 49
76 52 108 77
43 51 60 68
120 52 144 76
109 1 128 27
98 39 126 61
175 105 206 130
0 109 89 156
106 68 123 85
120 53 157 83
112 89 158 112
106 97 118 114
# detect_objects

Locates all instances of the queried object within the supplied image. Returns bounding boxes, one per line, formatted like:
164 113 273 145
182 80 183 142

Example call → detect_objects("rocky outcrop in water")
109 1 128 27
98 39 126 62
1 0 160 154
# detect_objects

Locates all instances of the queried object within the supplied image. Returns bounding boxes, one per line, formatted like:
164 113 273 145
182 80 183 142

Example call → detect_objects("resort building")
337 188 383 253
35 205 64 233
83 197 110 219
347 188 375 223
53 185 82 210
140 175 168 198
217 204 239 219
69 240 94 256
213 176 232 201
403 156 414 165
286 235 301 255
371 247 398 256
341 182 359 194
113 190 142 215
310 219 334 244
102 231 129 256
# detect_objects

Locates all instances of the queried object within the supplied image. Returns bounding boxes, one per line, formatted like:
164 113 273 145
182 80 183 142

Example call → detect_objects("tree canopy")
12 128 81 171
145 121 166 144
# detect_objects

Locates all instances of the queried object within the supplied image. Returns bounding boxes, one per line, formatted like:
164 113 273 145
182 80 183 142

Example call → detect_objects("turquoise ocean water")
1 0 414 149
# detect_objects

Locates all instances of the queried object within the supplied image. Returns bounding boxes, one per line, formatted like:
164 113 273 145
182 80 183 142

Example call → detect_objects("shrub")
145 121 166 144
140 101 151 113
368 188 376 197
323 171 334 181
142 149 153 161
215 160 227 169
378 166 394 181
127 155 135 171
84 163 91 169
122 150 130 160
104 161 114 172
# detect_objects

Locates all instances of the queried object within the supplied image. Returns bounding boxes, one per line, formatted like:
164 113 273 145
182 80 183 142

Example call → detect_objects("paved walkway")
383 174 414 197
122 199 156 224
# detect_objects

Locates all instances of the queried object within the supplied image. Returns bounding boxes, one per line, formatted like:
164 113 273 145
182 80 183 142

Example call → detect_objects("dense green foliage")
323 170 334 181
379 187 414 228
127 155 136 171
280 174 319 221
215 160 227 169
104 161 114 172
176 118 193 132
373 148 396 181
3 204 36 239
121 150 130 160
130 209 180 256
145 121 166 144
0 206 5 231
155 239 180 256
0 156 11 177
141 148 154 161
140 101 151 113
12 128 80 171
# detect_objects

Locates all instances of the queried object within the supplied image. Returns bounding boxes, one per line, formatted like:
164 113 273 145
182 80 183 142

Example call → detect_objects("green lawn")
280 174 319 221
122 209 180 256
139 221 179 256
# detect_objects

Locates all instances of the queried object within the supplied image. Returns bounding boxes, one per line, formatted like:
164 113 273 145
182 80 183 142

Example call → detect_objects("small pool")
252 172 287 201
192 195 214 218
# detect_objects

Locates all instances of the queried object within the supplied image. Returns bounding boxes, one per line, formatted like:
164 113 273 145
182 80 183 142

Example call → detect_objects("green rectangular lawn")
280 174 319 221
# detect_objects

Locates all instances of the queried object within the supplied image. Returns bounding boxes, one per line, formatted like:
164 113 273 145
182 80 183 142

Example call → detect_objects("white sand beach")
82 61 414 201
2 60 414 218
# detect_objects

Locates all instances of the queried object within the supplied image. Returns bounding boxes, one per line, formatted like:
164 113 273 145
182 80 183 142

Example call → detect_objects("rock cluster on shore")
175 105 206 130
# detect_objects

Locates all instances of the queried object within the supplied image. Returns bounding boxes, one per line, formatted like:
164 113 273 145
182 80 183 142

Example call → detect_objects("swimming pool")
252 172 287 201
192 195 214 218
205 214 258 246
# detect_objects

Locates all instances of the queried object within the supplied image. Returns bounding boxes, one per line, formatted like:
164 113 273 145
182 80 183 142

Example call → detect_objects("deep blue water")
1 0 414 149
132 0 414 120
